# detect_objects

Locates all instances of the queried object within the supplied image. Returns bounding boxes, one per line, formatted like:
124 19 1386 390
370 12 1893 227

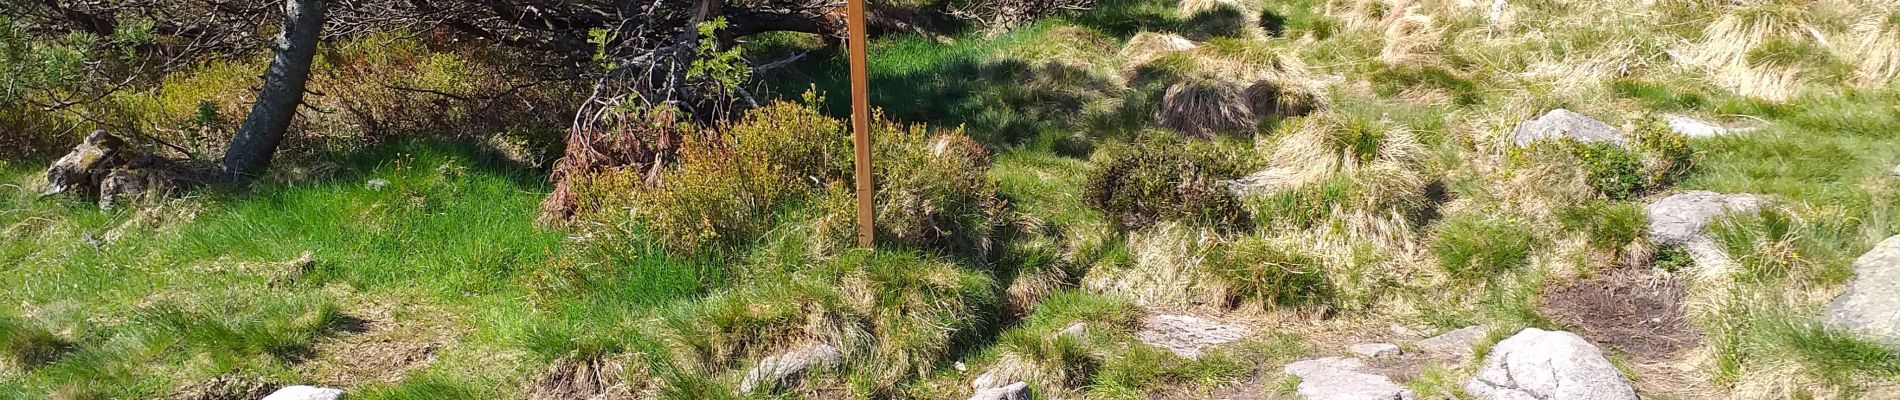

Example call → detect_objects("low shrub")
1430 214 1538 282
1082 135 1252 230
1568 141 1646 201
629 97 1000 256
1632 118 1696 188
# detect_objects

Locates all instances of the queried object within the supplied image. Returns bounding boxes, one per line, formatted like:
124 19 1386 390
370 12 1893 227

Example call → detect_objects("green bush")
632 103 829 252
1430 215 1538 281
1564 140 1646 201
1184 4 1250 40
1633 118 1695 188
630 98 1000 255
1082 135 1252 230
1203 237 1332 307
1555 201 1647 252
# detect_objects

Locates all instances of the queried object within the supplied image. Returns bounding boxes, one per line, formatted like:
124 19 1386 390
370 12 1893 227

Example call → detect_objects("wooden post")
847 0 874 248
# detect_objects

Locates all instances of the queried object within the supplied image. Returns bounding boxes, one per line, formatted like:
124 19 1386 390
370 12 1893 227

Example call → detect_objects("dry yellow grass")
1119 32 1200 73
1846 4 1900 84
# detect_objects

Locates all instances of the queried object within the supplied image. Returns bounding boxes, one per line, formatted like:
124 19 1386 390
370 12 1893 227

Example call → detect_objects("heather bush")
630 97 1000 256
1083 134 1253 230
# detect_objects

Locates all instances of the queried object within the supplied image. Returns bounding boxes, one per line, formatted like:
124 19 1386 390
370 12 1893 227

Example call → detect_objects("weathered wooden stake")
847 0 874 248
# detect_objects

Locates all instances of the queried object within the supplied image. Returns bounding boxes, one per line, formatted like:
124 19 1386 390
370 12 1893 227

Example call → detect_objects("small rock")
970 369 1002 390
1510 109 1627 147
1825 235 1900 346
968 381 1030 400
1663 114 1736 138
1416 325 1486 361
1349 343 1401 358
1137 314 1247 359
1888 164 1900 177
1056 322 1088 339
262 385 344 400
1283 357 1417 400
1388 324 1424 338
366 179 391 190
737 343 842 393
1465 328 1636 400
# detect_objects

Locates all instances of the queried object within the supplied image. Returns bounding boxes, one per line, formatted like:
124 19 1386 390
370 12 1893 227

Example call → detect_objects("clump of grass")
1183 4 1250 40
1430 214 1538 282
1082 134 1253 230
0 317 72 370
1158 78 1257 138
1202 236 1332 307
1243 79 1321 119
1555 200 1646 253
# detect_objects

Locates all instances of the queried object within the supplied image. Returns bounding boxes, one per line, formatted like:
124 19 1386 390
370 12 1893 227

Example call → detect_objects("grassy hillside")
6 0 1900 399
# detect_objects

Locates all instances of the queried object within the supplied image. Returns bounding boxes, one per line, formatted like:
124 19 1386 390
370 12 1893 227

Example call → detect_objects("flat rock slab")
1283 357 1418 400
1466 328 1637 400
1645 191 1763 247
967 381 1030 400
738 343 842 393
1511 109 1627 147
1349 343 1401 358
262 386 344 400
1826 235 1900 346
1664 114 1751 138
1417 326 1486 361
1137 314 1247 359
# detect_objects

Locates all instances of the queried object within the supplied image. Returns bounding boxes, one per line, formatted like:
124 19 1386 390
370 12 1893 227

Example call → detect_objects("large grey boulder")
1283 357 1417 400
1137 314 1247 359
737 343 842 393
967 381 1030 400
1825 235 1900 345
262 386 344 400
1465 328 1636 400
1510 109 1627 147
1416 325 1486 362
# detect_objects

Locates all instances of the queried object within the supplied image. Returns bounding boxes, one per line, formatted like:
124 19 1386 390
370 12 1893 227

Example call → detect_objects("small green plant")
1555 201 1647 252
1564 140 1646 200
688 18 750 94
1653 245 1693 273
1430 215 1538 282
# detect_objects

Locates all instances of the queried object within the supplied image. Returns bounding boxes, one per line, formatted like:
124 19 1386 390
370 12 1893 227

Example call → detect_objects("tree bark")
222 0 326 181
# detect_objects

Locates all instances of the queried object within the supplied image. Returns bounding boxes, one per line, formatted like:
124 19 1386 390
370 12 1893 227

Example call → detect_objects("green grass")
0 141 719 399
